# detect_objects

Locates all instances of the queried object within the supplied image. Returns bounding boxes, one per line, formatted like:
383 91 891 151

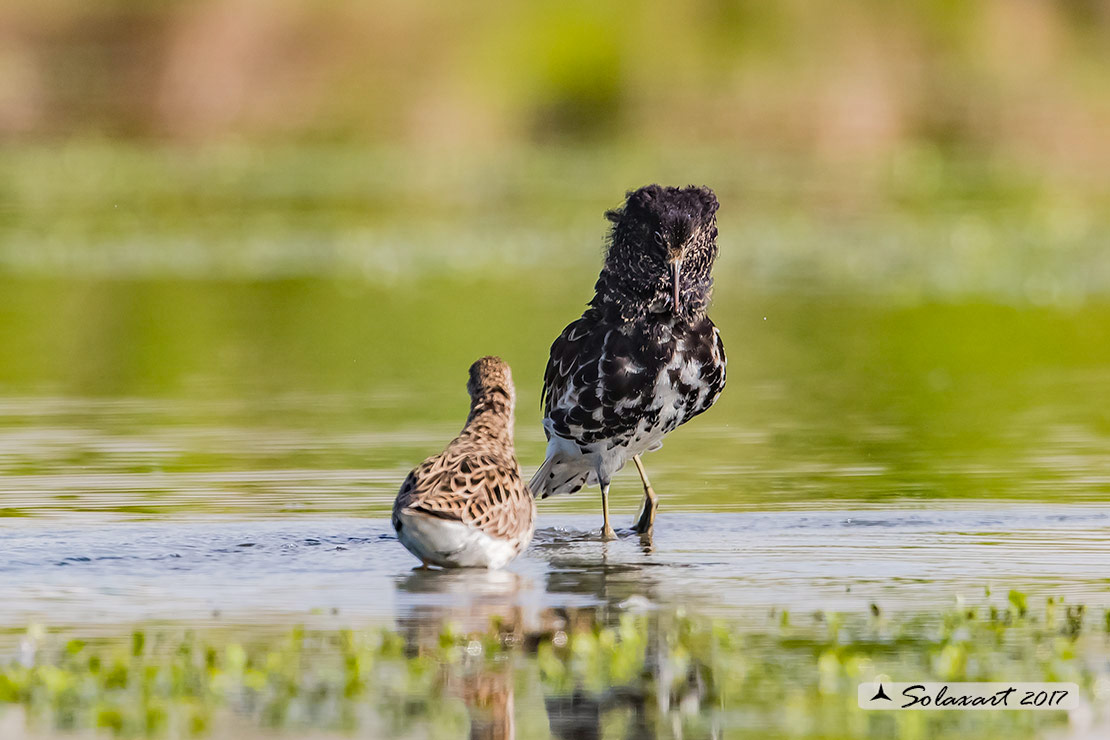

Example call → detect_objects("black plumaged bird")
529 185 727 538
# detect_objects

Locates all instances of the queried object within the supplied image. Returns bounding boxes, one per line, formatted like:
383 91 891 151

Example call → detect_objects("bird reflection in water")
394 551 666 740
395 568 529 740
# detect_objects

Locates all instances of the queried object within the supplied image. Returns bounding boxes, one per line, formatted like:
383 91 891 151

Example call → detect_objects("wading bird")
530 185 727 538
394 356 535 568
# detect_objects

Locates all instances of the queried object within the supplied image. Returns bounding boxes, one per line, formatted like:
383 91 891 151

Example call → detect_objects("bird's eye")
652 231 665 247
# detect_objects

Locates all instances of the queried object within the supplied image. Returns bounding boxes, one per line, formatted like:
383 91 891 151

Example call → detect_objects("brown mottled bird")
393 356 535 569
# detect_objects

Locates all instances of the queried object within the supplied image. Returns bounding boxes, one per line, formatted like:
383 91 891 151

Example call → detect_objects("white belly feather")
395 508 522 569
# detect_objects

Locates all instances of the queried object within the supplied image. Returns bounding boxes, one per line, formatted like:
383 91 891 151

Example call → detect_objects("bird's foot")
631 492 657 535
601 525 618 540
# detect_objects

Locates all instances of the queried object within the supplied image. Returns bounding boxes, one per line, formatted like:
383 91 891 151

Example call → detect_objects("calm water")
3 507 1110 628
1 275 1109 738
1 275 1109 613
2 278 1108 515
4 507 1110 740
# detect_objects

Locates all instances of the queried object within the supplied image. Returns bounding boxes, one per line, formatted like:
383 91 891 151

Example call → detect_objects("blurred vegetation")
1 143 1109 302
2 1 1110 296
1 596 1106 738
2 9 1108 738
3 0 1110 168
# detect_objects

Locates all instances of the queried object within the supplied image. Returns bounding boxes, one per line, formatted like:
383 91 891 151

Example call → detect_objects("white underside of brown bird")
394 508 526 569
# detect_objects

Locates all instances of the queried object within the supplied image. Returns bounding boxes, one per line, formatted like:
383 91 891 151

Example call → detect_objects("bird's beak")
671 258 682 314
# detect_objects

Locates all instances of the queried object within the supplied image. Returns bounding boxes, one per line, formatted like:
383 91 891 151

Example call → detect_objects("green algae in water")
1 599 1106 739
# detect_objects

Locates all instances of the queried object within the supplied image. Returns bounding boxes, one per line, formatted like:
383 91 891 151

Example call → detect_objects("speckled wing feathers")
394 442 533 543
543 314 661 445
533 309 726 498
543 311 723 447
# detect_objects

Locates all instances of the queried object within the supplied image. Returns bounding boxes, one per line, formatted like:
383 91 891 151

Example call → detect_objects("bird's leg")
600 479 617 540
631 454 658 534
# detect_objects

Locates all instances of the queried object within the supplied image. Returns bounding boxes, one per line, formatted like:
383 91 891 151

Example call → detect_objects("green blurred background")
2 11 1110 740
2 0 1109 291
4 0 1110 156
0 0 1108 514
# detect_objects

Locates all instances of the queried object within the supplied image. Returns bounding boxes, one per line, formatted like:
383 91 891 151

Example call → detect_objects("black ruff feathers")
533 185 727 498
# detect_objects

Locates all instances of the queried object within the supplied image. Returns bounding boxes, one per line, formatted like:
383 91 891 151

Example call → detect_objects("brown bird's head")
467 355 515 407
595 184 720 320
465 356 515 443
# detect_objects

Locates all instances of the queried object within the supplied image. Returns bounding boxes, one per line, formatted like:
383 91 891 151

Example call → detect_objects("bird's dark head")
595 184 719 320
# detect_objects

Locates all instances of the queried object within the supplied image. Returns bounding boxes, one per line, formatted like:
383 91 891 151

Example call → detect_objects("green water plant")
0 598 1104 739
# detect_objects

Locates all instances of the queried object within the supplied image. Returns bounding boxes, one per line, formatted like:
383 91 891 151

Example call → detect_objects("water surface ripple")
2 505 1107 628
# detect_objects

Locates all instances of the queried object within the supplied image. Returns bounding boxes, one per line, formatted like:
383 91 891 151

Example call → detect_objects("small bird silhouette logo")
871 684 892 701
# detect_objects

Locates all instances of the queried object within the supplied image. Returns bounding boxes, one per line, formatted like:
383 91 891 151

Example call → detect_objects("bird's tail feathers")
528 456 557 498
529 454 591 499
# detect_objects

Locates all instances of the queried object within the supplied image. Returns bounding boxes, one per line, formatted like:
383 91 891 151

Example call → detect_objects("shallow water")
2 275 1109 738
3 505 1109 629
4 508 1110 739
2 278 1109 621
2 278 1108 517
